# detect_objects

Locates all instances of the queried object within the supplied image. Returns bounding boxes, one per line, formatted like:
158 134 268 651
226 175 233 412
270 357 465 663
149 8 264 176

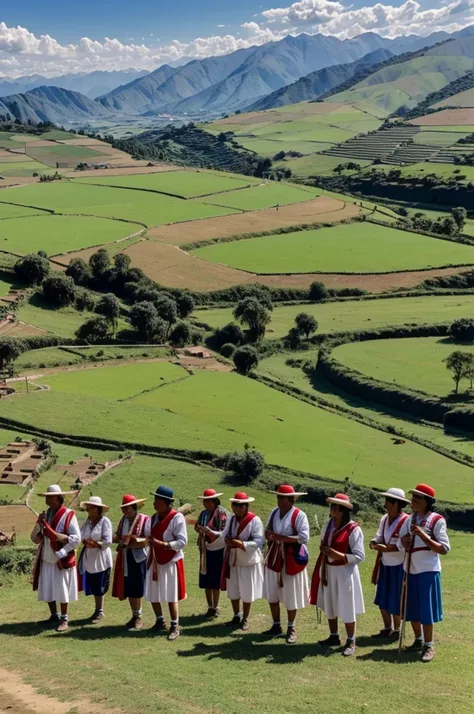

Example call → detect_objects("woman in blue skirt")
195 489 228 617
78 496 113 623
399 483 451 663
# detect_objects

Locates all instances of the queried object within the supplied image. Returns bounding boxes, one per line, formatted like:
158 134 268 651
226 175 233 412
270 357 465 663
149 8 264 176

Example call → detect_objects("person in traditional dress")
195 488 228 618
310 493 365 657
398 483 450 663
145 485 187 641
221 491 264 632
369 487 410 639
112 493 149 630
263 484 310 644
78 495 113 623
30 484 80 633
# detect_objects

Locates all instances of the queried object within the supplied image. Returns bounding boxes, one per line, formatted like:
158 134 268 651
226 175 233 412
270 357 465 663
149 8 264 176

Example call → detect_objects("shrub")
75 316 110 343
220 343 236 358
169 321 194 347
450 317 474 342
14 253 50 285
295 312 318 339
66 258 92 286
213 322 244 349
233 297 271 341
233 345 259 375
223 448 265 483
309 281 329 302
42 273 76 307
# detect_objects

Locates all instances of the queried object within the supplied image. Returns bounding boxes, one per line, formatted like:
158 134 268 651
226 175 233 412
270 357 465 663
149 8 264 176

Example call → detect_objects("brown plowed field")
148 196 360 245
211 102 345 127
0 505 35 534
0 321 46 337
411 108 474 126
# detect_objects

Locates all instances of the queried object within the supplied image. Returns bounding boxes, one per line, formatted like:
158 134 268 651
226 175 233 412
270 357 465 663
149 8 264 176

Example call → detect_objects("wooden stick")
398 520 415 655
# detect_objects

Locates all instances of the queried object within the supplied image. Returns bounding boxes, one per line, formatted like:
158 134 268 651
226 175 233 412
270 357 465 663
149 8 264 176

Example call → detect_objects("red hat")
270 484 307 497
326 493 353 510
200 488 224 500
229 491 255 504
120 494 146 509
410 484 435 499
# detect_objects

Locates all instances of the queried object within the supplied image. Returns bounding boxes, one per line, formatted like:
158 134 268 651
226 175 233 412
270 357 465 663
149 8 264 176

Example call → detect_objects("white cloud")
1 1 474 78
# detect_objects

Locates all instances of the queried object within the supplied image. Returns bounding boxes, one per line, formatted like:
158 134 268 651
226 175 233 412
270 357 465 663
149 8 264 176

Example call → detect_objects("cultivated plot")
196 182 319 211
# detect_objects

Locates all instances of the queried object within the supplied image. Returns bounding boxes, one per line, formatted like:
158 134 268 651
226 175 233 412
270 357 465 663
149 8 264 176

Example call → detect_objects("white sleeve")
397 517 410 552
243 516 264 551
100 518 113 549
372 516 385 544
56 515 81 559
346 526 365 565
144 518 151 538
295 510 310 545
433 518 450 553
169 513 188 552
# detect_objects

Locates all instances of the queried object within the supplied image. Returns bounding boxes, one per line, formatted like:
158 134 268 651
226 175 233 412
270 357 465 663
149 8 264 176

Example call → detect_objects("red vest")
310 519 359 605
265 508 308 576
148 510 178 568
220 512 256 591
32 507 76 592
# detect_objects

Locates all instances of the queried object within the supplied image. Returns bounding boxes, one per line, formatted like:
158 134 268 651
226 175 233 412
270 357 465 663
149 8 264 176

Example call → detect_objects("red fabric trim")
32 508 76 591
148 510 178 577
176 559 186 601
220 512 256 591
310 520 358 605
112 513 147 601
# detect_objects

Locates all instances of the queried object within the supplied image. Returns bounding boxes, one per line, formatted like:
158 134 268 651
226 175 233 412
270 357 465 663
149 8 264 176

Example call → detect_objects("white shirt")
372 513 407 567
118 514 149 563
31 508 80 564
81 516 113 573
321 520 365 566
266 506 310 545
398 512 450 574
144 511 187 562
221 513 264 567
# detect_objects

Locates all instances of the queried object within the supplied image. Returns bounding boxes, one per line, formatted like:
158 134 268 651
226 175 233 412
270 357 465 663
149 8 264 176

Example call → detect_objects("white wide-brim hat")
379 487 410 505
80 495 110 512
39 484 75 497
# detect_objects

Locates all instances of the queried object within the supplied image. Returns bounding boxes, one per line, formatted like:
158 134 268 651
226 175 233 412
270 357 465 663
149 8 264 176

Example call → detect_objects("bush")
75 288 96 312
450 317 474 342
14 253 50 285
75 316 110 343
233 345 259 375
169 321 194 347
66 258 92 287
309 281 329 302
0 547 35 576
223 448 265 483
42 273 76 307
212 322 244 349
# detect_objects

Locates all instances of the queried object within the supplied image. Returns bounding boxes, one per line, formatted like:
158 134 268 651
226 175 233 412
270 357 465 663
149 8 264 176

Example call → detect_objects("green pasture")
191 222 474 274
334 336 474 398
17 301 130 339
40 130 79 140
14 345 172 371
263 127 355 144
235 137 334 157
276 154 371 179
0 276 14 295
0 203 48 219
196 182 319 211
195 294 474 339
0 182 237 226
73 170 255 197
2 364 469 501
0 132 15 147
413 131 470 146
329 85 412 115
376 162 474 181
26 144 105 165
0 160 53 176
417 125 474 132
0 214 137 256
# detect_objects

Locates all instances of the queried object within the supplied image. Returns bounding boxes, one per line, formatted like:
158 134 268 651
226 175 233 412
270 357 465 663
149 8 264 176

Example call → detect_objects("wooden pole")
25 376 29 394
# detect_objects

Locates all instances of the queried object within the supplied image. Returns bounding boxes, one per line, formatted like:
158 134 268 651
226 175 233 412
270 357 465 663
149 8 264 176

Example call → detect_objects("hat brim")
150 492 175 501
200 493 224 499
121 499 146 508
39 490 75 497
380 491 410 505
229 497 255 504
409 489 435 499
270 490 307 497
326 497 353 510
80 501 110 512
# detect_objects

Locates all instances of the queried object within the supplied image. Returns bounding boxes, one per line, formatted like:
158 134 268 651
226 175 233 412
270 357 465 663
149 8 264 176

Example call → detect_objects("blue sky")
1 0 474 77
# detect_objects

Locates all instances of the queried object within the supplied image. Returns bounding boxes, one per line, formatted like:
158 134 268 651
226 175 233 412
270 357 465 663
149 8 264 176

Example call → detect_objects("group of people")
30 480 450 661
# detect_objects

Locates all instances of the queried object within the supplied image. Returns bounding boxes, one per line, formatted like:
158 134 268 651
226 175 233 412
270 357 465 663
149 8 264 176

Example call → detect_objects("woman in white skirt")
221 491 264 632
78 495 113 623
145 485 187 641
310 493 365 657
263 484 310 644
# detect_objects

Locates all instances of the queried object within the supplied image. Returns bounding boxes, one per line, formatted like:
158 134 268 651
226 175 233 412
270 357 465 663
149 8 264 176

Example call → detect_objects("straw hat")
80 495 110 512
200 488 224 500
326 493 353 510
410 483 436 499
39 484 75 497
150 485 175 502
229 491 255 504
379 487 410 505
270 484 307 497
120 494 146 509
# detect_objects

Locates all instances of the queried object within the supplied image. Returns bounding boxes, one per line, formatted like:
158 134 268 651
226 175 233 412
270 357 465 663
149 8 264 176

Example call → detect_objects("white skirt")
37 562 78 603
145 560 186 603
317 564 365 623
263 566 309 611
226 563 264 603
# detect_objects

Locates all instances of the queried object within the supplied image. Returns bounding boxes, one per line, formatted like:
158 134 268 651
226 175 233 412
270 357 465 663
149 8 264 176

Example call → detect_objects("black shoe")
319 634 341 647
263 623 283 637
205 607 216 618
151 618 167 632
226 614 242 627
373 627 393 638
37 613 60 625
405 638 424 652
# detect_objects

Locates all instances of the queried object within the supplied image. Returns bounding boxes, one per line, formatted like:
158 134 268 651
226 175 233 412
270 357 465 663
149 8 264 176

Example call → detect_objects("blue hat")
150 485 175 502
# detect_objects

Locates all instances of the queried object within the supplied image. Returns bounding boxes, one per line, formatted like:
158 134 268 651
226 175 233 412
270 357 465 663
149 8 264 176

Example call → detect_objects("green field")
0 182 237 226
195 182 319 211
0 160 53 176
413 131 471 146
376 162 474 181
418 125 474 132
74 170 256 197
196 294 474 339
1 214 138 256
0 203 48 219
235 137 334 157
17 303 103 339
191 222 474 274
335 336 474 397
27 144 106 166
0 365 468 501
14 345 172 371
276 154 371 179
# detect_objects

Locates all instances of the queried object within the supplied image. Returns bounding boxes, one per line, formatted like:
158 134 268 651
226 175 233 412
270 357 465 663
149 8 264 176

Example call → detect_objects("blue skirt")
199 548 224 591
124 550 147 599
83 568 111 597
374 563 404 616
405 571 443 625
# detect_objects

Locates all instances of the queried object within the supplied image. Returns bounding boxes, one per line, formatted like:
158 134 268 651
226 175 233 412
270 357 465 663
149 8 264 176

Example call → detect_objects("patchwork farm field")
197 182 319 210
334 336 474 397
376 162 474 181
191 222 474 274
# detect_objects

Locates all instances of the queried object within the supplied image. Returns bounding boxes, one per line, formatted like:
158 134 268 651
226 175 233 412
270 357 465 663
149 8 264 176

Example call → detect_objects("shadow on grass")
357 647 422 664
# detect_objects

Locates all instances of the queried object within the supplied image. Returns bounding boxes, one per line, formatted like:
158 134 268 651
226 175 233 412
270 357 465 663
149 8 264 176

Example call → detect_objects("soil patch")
411 108 474 126
0 505 35 533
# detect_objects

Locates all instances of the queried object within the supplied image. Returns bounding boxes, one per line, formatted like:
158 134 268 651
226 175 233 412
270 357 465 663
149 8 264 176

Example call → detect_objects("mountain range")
0 70 148 100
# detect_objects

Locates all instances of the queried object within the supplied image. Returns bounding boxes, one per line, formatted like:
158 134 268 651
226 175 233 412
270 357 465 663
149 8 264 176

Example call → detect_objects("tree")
223 447 265 484
75 316 110 343
14 253 50 285
295 312 318 339
176 292 195 319
233 345 259 375
213 322 244 349
452 206 467 232
89 248 111 281
233 297 271 340
130 301 166 343
75 288 96 312
220 343 237 358
450 317 474 342
113 253 131 274
95 293 121 335
169 321 193 347
153 295 178 336
309 281 329 302
42 273 76 307
0 338 26 369
444 350 471 394
66 258 92 286
285 326 303 350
